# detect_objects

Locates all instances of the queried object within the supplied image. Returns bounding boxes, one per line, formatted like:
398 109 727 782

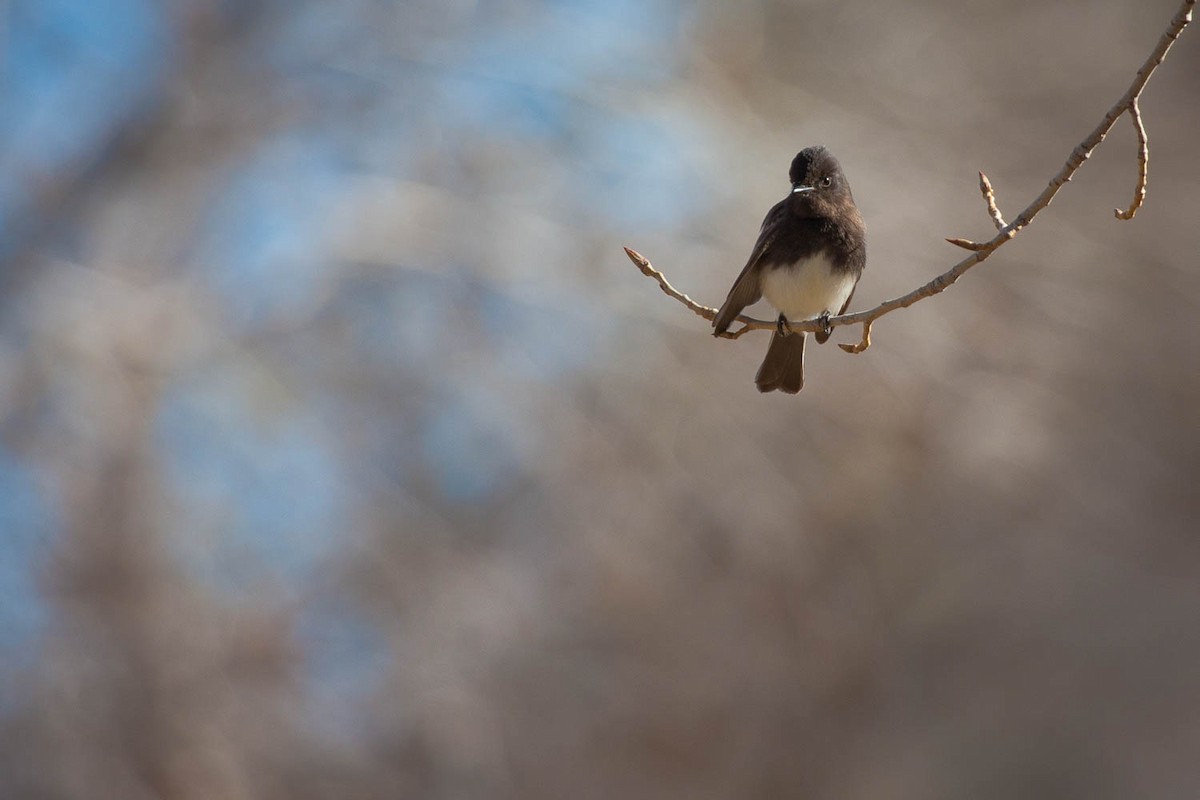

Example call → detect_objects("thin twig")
623 246 760 338
980 171 1007 230
1115 96 1149 219
625 0 1194 354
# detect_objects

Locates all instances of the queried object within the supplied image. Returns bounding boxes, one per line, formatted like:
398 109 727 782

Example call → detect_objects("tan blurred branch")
626 0 1194 353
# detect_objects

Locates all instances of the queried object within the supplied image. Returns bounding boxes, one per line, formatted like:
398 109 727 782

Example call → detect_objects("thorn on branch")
1114 97 1149 220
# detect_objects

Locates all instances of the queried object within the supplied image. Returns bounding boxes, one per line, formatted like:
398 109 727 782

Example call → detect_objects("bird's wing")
814 240 866 344
836 241 867 316
712 200 785 334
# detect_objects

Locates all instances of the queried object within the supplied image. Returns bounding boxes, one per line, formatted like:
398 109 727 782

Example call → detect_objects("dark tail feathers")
755 331 806 393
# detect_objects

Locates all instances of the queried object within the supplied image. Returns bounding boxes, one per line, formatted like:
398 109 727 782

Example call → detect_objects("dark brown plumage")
713 146 866 393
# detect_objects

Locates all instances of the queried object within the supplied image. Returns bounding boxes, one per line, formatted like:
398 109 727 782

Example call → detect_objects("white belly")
760 253 856 322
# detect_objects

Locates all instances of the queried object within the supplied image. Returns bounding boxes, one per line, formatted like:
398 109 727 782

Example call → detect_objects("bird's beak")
791 184 814 194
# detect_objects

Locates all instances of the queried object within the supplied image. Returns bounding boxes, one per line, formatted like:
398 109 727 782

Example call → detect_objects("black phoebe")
713 146 866 393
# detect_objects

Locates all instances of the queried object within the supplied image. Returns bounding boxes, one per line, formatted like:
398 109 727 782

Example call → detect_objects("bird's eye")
820 176 833 188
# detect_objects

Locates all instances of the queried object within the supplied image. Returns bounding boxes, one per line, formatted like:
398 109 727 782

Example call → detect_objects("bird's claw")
818 311 832 339
776 314 793 337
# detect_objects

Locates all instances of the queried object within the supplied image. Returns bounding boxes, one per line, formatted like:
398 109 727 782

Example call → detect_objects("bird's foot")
818 311 832 339
776 314 794 337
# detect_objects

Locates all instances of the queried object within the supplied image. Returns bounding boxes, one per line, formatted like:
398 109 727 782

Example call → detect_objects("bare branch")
1115 97 1149 219
623 246 767 339
625 0 1194 354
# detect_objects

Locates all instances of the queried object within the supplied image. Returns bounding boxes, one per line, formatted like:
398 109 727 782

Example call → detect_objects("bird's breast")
760 252 857 322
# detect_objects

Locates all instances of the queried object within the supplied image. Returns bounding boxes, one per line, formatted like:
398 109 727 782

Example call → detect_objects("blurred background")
0 0 1197 797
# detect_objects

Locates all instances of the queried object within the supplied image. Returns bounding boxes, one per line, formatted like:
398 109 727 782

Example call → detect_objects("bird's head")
787 145 855 219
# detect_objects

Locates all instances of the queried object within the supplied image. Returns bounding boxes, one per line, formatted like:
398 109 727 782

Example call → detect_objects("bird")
713 146 866 393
